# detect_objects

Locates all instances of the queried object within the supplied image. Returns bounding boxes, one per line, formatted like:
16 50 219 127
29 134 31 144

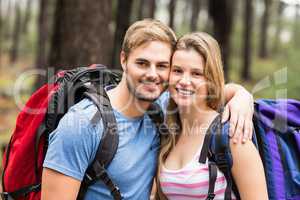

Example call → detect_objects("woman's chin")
174 100 193 110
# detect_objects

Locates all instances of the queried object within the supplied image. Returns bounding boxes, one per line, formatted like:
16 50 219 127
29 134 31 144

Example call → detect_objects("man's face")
121 41 172 102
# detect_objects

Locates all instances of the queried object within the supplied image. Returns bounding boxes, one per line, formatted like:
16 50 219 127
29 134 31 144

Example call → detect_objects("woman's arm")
230 139 268 200
150 178 157 200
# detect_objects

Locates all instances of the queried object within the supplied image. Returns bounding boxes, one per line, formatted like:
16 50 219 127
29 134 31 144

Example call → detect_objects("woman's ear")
120 51 127 72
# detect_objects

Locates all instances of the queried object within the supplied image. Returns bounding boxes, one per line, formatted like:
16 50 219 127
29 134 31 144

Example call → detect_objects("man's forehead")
131 41 172 62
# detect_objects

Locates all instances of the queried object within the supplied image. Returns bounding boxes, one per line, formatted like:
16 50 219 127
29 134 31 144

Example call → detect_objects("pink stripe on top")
160 176 225 189
165 187 227 198
160 152 237 200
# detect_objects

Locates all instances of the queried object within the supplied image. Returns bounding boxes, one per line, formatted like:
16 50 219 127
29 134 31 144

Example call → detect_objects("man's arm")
41 168 81 200
223 83 254 143
41 100 101 200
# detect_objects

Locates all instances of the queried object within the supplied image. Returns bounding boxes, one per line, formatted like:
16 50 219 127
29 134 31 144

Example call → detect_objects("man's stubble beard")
126 78 167 103
126 77 161 102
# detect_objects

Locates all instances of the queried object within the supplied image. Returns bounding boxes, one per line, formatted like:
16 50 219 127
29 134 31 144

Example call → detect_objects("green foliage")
230 45 300 100
227 1 300 100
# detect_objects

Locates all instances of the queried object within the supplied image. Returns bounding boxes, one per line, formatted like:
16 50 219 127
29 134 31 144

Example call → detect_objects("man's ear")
120 51 127 72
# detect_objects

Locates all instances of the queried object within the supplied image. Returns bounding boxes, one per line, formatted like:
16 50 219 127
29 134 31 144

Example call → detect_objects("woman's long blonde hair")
156 32 225 199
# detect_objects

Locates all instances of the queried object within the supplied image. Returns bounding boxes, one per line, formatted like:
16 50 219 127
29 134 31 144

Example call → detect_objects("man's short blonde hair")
121 19 177 60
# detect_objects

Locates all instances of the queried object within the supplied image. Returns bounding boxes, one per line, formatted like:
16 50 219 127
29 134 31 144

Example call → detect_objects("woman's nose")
178 74 192 86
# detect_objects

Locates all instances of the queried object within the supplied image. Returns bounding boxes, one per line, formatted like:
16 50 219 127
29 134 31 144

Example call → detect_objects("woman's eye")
172 69 182 73
192 72 203 77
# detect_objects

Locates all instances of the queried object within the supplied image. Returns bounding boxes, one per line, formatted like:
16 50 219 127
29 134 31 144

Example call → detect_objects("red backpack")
1 65 164 200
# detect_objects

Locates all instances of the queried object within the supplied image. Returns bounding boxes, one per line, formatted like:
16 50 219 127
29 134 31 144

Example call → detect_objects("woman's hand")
223 84 254 143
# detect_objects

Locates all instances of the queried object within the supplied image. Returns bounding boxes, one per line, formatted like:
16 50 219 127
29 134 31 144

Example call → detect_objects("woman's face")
169 49 208 109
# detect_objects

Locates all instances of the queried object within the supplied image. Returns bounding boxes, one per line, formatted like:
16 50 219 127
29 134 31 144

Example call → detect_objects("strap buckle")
30 184 41 193
206 192 216 200
84 161 107 185
215 153 228 168
111 186 122 200
0 184 41 200
0 192 14 200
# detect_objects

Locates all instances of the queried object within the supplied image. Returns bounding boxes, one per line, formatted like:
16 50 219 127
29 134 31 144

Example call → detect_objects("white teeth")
141 81 159 85
176 88 194 96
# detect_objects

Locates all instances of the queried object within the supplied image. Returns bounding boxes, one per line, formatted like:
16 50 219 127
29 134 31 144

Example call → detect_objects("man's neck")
107 80 151 118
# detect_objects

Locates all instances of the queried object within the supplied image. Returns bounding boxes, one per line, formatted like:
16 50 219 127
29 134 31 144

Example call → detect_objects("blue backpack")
199 99 300 200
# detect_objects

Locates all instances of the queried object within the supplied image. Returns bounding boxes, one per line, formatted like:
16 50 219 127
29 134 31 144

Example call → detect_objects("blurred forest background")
0 0 300 170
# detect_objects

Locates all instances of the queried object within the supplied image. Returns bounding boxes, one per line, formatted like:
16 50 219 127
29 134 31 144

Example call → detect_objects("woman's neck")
179 105 218 137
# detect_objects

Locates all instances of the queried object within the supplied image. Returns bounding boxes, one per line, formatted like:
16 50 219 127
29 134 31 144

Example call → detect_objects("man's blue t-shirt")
43 92 169 199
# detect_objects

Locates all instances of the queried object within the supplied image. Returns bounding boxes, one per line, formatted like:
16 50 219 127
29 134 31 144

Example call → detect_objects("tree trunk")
259 0 272 58
35 0 52 89
0 0 2 40
273 1 286 54
208 0 235 80
49 0 113 71
294 3 300 48
3 0 12 40
242 0 253 81
111 0 133 70
131 0 141 22
10 2 21 63
190 0 201 32
0 0 2 66
138 0 156 19
148 0 156 18
137 0 144 19
0 0 2 30
169 0 177 29
22 0 32 33
181 0 191 28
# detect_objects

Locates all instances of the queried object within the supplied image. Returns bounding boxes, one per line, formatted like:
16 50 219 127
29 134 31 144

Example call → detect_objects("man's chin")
135 92 160 102
136 95 159 102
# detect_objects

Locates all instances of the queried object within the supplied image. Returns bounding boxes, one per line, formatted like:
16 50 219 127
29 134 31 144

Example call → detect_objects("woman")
156 32 268 200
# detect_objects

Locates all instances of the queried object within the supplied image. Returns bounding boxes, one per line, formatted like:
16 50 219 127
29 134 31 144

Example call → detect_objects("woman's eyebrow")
172 65 181 68
191 67 203 72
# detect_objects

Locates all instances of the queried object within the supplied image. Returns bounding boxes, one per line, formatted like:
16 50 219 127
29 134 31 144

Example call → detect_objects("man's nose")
145 65 159 80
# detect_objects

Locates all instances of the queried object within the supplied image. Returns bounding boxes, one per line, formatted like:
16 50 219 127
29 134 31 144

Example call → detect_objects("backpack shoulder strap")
199 115 240 200
212 121 238 200
77 88 122 200
147 103 168 135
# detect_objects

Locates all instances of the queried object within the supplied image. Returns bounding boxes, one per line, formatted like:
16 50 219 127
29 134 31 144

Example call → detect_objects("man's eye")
137 62 147 67
157 65 168 69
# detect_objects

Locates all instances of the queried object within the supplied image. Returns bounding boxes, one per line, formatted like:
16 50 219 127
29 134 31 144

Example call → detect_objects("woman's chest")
164 136 203 170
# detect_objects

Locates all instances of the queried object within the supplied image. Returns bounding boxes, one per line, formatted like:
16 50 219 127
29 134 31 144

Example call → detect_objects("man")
42 19 254 200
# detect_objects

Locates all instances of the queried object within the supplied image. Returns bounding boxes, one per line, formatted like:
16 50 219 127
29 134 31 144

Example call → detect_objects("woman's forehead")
172 49 204 70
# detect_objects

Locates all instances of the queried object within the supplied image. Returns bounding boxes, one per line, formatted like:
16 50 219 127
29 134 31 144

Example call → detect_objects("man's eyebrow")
157 61 170 65
136 58 149 62
135 58 170 65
